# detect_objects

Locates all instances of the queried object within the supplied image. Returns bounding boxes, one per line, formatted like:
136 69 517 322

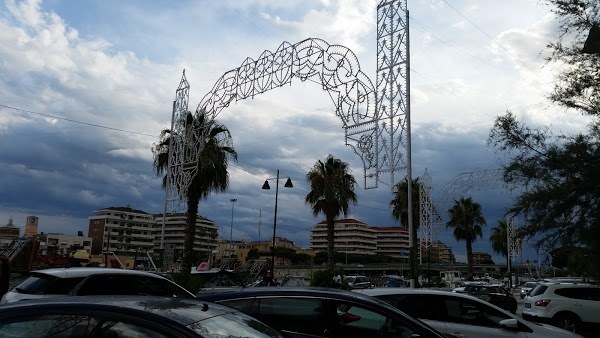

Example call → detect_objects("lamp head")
262 180 270 190
284 178 293 188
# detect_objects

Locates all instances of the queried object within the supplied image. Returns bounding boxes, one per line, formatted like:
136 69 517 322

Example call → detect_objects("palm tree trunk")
466 239 473 279
182 192 200 276
327 217 335 270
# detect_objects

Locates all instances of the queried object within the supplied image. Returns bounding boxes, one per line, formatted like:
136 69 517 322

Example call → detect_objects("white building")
39 232 92 255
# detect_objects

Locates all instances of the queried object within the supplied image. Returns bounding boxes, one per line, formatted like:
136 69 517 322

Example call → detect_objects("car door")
327 298 442 338
441 296 527 338
246 296 329 338
373 294 448 335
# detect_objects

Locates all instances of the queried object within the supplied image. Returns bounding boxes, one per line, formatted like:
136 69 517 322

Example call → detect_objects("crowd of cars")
0 265 597 338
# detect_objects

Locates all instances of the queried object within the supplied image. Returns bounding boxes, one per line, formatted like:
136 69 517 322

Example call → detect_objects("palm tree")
489 219 511 285
153 109 237 276
305 155 357 270
389 177 422 282
446 197 486 279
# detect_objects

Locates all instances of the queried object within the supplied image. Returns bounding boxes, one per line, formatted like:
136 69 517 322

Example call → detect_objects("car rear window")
14 274 85 295
529 284 548 297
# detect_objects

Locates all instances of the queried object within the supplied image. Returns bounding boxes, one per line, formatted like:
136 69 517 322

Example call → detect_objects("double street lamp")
262 170 293 274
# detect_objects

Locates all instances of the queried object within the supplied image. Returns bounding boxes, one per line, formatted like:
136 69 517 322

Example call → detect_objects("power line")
441 0 547 83
0 104 157 138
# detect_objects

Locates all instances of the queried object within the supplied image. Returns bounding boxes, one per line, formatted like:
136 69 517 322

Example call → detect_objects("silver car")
355 288 582 338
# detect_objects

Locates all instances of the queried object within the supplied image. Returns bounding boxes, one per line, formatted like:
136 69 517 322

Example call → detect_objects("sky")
0 0 587 266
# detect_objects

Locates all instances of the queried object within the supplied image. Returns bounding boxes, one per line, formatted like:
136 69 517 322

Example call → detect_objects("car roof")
197 286 414 313
29 267 165 279
198 286 373 299
0 295 237 326
357 287 478 299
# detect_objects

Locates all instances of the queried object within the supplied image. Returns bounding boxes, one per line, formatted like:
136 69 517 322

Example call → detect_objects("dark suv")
463 283 517 313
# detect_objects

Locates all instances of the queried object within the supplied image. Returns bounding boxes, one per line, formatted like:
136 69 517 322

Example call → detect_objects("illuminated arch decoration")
197 38 378 188
164 0 411 211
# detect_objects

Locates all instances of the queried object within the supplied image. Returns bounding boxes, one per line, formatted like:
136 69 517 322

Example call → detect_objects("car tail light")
534 299 551 307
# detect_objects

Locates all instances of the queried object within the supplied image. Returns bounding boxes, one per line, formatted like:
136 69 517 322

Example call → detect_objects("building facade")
0 218 20 238
88 207 156 256
154 213 218 265
372 226 410 259
310 219 378 255
24 216 39 238
38 232 93 256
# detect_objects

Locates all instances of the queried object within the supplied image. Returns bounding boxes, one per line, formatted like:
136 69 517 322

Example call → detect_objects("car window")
13 275 85 295
253 297 327 336
374 294 445 322
91 319 170 338
75 275 193 298
444 298 511 328
0 314 90 337
529 284 548 297
333 300 421 338
219 298 256 313
187 312 282 338
555 287 600 301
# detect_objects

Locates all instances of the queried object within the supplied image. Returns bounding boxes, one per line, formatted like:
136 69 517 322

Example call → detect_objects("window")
14 275 85 295
529 284 548 297
253 297 326 336
0 314 90 337
444 298 510 328
91 319 170 338
375 294 445 322
333 300 418 338
555 287 600 301
74 275 193 298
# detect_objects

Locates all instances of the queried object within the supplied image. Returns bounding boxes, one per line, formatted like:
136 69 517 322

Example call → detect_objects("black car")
463 284 517 313
0 295 283 338
196 286 445 338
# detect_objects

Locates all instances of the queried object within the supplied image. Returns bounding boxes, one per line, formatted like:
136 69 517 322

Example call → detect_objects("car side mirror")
499 318 519 330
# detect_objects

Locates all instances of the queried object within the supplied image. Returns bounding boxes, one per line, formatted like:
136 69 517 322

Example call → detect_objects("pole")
230 198 237 257
405 8 415 289
428 245 431 288
271 170 280 274
507 217 512 289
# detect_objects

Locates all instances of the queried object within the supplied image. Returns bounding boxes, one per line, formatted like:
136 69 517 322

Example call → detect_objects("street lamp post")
229 198 237 257
262 170 293 274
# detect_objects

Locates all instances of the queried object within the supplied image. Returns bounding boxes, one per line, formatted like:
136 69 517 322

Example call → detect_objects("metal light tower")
377 0 413 286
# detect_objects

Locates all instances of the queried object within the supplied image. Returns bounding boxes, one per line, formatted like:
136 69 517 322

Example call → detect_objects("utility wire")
441 0 547 83
0 104 157 138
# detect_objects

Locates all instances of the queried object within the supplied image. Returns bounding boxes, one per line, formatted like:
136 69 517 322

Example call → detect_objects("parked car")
343 275 372 289
522 282 600 334
520 281 538 299
354 288 580 338
0 267 194 304
463 283 517 313
0 295 284 337
196 286 446 337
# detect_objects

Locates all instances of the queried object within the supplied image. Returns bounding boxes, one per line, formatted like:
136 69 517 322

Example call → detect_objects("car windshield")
187 312 282 338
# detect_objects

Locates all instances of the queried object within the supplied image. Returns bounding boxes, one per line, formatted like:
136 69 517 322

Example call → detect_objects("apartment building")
154 213 218 264
88 206 156 256
419 240 455 263
38 231 92 255
310 219 377 255
372 226 410 259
